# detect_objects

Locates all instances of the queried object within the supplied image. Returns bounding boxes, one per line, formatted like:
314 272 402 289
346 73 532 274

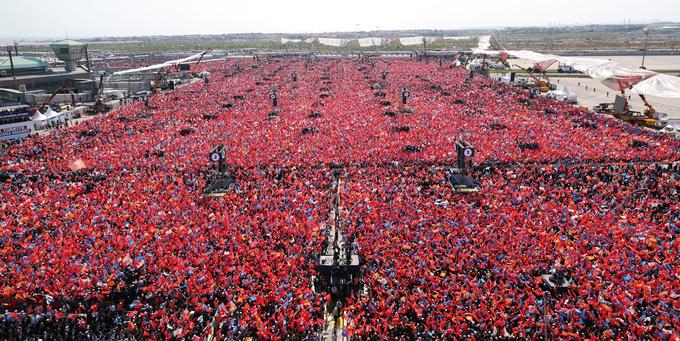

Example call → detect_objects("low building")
0 88 25 105
0 56 50 77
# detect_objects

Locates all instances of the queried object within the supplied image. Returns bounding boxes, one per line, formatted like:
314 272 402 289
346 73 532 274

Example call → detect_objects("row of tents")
31 107 67 130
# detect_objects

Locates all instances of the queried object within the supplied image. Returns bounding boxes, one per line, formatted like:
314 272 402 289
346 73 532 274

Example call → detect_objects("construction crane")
618 94 662 128
98 74 105 94
151 68 166 94
31 85 82 117
638 94 657 118
541 71 556 90
37 85 67 109
513 64 551 92
595 90 662 129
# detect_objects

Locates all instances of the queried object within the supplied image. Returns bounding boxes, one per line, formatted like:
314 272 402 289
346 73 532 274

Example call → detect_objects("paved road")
493 73 680 121
551 77 680 120
503 55 680 120
511 55 680 73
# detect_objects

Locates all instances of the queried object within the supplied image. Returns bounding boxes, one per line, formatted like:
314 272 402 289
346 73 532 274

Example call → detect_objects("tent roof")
31 110 48 121
43 107 59 119
0 56 49 70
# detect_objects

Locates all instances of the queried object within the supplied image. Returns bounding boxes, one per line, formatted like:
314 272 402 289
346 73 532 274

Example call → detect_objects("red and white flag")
534 59 558 72
499 51 510 63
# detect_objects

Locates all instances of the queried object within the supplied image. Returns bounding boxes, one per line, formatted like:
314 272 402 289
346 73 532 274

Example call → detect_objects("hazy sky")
1 0 679 39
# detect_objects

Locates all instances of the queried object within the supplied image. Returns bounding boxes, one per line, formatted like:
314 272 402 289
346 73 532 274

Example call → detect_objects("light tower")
50 39 85 72
640 27 650 69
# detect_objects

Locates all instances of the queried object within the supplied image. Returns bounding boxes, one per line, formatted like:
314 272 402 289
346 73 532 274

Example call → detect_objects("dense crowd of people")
341 162 678 338
90 56 172 70
0 57 678 339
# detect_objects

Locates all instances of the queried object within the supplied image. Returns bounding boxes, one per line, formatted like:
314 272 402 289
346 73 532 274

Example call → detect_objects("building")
0 88 25 105
50 39 85 72
0 39 94 93
0 56 50 77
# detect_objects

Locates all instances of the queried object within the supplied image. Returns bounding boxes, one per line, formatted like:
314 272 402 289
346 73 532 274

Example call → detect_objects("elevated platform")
203 175 235 198
541 272 572 294
448 173 481 193
316 175 362 300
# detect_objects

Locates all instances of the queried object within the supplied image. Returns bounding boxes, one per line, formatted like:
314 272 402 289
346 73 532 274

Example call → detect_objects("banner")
0 121 35 141
281 38 302 44
399 36 440 46
318 38 350 47
357 37 382 47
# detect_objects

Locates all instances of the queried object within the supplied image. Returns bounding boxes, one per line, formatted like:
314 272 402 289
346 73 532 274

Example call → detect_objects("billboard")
0 121 35 141
613 95 627 114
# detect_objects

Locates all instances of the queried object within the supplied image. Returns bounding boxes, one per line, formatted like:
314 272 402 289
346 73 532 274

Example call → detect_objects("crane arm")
194 48 211 66
39 86 66 110
638 94 656 116
513 64 541 84
151 69 166 94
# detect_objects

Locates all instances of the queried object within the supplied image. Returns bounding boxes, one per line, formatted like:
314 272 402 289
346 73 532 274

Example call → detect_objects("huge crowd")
0 57 678 339
90 56 172 70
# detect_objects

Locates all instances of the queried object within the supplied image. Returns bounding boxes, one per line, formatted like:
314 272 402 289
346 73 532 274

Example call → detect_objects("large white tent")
549 86 578 103
632 73 680 98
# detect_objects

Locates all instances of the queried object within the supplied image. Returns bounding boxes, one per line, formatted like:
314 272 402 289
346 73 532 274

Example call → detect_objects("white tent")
43 107 65 126
357 37 382 47
43 107 56 120
31 110 48 122
632 73 680 98
562 86 575 98
549 86 578 104
31 110 48 130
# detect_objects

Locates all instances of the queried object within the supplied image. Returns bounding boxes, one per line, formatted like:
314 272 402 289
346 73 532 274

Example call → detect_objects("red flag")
499 51 509 63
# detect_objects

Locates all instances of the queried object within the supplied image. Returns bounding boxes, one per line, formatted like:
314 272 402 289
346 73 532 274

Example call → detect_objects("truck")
557 64 577 73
